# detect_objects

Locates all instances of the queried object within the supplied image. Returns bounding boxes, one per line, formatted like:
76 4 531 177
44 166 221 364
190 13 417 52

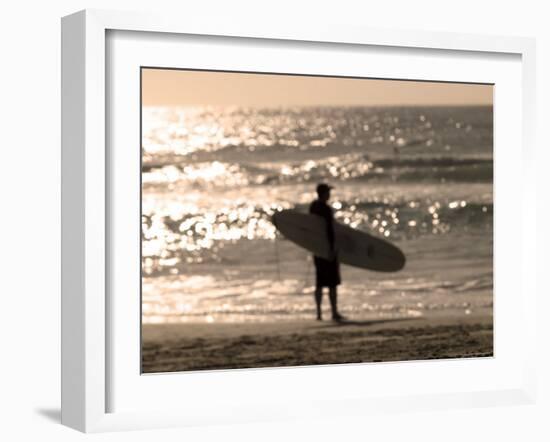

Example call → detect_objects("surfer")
309 183 345 322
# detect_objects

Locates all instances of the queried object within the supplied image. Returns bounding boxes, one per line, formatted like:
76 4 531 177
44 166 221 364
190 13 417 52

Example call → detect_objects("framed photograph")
140 68 493 374
61 9 537 433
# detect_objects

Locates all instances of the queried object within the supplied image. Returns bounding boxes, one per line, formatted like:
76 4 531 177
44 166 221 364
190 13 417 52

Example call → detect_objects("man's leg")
329 286 342 321
315 286 323 320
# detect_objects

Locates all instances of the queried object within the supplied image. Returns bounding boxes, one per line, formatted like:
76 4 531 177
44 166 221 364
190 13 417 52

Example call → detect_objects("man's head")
316 183 333 202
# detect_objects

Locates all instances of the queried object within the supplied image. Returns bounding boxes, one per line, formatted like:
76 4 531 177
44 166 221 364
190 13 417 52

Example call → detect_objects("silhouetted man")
309 183 344 322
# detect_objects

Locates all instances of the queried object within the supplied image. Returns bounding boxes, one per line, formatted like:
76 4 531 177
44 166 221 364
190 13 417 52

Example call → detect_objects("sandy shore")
142 314 493 373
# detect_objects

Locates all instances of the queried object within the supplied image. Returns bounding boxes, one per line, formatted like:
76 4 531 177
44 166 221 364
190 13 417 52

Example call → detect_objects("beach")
141 104 494 371
142 314 493 373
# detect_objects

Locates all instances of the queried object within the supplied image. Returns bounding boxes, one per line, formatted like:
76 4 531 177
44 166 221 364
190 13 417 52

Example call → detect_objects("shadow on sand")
313 317 420 329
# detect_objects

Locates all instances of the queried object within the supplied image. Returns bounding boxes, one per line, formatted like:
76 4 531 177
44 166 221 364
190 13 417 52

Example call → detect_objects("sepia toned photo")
140 69 493 373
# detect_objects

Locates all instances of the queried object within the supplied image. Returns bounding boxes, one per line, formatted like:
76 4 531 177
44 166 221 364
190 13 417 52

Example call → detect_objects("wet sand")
142 315 493 373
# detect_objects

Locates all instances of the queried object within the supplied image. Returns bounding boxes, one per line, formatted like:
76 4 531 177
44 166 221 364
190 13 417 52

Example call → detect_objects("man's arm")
325 206 336 259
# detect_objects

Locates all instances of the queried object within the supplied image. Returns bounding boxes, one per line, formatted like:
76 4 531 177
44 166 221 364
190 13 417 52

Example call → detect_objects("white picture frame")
61 9 537 433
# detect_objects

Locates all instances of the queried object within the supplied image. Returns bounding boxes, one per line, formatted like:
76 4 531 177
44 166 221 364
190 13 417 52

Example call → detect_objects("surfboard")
272 209 406 272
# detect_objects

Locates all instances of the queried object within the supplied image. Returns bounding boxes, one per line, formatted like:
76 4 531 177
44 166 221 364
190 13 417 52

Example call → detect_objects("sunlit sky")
142 68 493 107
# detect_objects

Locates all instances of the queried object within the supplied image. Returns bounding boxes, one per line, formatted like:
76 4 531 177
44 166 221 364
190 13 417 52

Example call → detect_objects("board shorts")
313 256 341 287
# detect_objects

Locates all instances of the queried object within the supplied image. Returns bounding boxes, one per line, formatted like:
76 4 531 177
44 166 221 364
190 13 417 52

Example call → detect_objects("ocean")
141 105 493 324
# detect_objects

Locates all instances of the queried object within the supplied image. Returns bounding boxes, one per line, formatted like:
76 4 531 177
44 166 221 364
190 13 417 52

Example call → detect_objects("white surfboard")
272 209 406 272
